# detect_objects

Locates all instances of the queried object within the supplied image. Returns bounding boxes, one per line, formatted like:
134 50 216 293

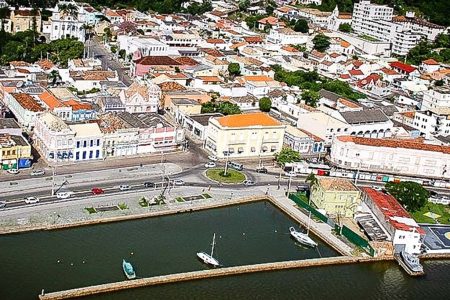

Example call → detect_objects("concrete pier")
39 256 391 300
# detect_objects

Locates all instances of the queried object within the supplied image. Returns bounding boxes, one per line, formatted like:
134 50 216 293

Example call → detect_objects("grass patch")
118 203 128 210
358 34 379 42
206 168 245 184
85 207 97 214
202 193 212 199
175 197 184 203
139 197 149 207
412 202 450 224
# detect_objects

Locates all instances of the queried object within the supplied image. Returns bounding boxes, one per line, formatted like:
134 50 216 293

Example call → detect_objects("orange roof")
242 75 273 82
11 93 44 112
230 42 247 49
337 136 450 154
401 111 415 118
281 45 299 52
340 40 351 48
198 76 223 82
39 91 64 110
63 99 93 111
216 112 281 128
422 58 439 65
338 98 360 109
380 67 399 75
206 38 226 44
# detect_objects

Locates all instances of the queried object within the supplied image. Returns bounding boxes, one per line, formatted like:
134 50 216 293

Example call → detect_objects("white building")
70 123 103 161
362 187 425 255
412 109 450 139
117 36 170 57
421 87 450 111
297 111 351 145
44 1 86 42
119 80 161 113
4 93 44 130
352 0 393 34
33 112 75 162
337 109 394 138
330 135 450 180
267 28 308 45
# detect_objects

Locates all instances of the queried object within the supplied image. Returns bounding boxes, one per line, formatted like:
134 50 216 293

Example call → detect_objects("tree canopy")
201 102 241 115
385 181 430 212
259 97 272 112
293 19 309 33
312 34 331 52
228 63 241 77
406 34 450 65
275 147 301 166
338 23 352 33
302 90 320 107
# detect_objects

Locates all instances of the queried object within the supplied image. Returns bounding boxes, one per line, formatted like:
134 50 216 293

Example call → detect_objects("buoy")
242 232 245 235
57 260 60 263
82 261 85 264
274 230 277 233
70 263 74 266
131 252 134 255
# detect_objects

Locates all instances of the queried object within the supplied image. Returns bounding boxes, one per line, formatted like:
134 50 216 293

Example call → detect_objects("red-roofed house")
419 58 441 73
362 187 424 254
357 73 381 89
390 61 419 77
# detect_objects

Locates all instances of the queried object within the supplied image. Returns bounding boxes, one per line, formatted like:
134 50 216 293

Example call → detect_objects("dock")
39 256 390 300
394 253 425 277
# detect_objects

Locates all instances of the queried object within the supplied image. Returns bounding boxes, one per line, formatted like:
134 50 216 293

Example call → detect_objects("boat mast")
307 211 312 236
211 233 216 258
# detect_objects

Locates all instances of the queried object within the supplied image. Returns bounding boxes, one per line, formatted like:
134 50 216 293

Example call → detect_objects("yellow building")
10 9 41 33
0 134 32 170
205 112 285 159
310 177 361 218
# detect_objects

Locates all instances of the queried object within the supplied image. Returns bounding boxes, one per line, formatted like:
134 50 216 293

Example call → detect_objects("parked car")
227 161 243 171
56 191 73 199
91 187 104 195
255 167 268 173
208 155 218 161
24 197 40 204
6 169 19 174
243 180 255 186
119 184 131 191
204 162 216 168
30 169 45 176
0 201 6 208
173 179 184 186
296 185 309 192
144 182 155 188
285 171 297 177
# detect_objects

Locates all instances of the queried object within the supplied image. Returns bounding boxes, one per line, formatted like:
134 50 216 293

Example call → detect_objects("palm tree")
58 2 78 39
306 173 318 190
48 70 61 86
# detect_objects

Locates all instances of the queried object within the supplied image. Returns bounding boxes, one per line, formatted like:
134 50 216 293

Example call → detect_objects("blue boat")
122 259 136 279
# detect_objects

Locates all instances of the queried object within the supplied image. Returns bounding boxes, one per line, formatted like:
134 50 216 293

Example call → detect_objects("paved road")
88 37 132 86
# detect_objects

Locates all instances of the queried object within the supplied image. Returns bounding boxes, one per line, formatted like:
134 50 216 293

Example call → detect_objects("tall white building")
421 87 450 111
352 0 393 34
43 1 86 42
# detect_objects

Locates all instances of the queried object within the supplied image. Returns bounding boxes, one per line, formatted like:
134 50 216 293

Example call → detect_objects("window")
83 141 87 147
76 141 80 148
82 151 86 159
95 150 100 158
96 139 100 146
76 152 79 160
90 140 93 147
89 151 93 159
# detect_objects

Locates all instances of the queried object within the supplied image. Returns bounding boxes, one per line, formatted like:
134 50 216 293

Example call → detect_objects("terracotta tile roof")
206 38 226 44
390 61 417 73
422 58 439 65
281 45 299 53
318 176 358 191
299 128 323 142
243 36 263 43
310 50 326 59
198 76 223 82
158 81 186 92
329 53 340 58
39 91 64 110
349 69 364 76
380 67 399 75
10 61 30 67
16 68 30 74
36 59 55 70
175 57 199 66
216 112 281 128
357 73 381 87
337 136 450 154
340 74 350 79
338 13 352 19
201 48 224 58
135 56 181 66
338 98 361 109
401 111 415 118
353 60 363 68
258 16 282 26
242 75 273 82
340 40 351 48
11 93 44 112
277 6 293 13
362 187 425 235
63 99 93 111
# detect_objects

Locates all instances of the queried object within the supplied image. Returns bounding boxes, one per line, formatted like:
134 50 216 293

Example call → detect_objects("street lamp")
354 153 361 185
223 150 230 176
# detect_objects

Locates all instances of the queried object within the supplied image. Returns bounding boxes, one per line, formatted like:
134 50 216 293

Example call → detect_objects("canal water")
0 201 338 300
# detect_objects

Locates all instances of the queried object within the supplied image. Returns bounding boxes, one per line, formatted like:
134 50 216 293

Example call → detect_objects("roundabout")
205 168 246 184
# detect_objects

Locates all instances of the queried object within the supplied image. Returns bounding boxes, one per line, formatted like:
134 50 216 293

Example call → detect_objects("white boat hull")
197 252 220 267
289 227 317 247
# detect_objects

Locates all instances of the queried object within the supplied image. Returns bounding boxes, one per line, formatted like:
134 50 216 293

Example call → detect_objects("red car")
91 187 104 195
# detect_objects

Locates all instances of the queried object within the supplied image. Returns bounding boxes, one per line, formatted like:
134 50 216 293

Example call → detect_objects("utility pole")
286 174 292 196
277 168 282 190
51 165 56 196
223 151 230 176
354 153 361 185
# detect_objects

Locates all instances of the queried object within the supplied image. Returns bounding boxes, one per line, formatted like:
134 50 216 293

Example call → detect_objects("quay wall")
39 256 392 300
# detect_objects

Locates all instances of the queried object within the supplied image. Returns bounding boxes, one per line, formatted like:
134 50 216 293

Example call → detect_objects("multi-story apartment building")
205 112 286 159
43 1 86 42
421 87 450 111
412 109 450 139
69 123 103 161
0 133 32 170
352 0 393 34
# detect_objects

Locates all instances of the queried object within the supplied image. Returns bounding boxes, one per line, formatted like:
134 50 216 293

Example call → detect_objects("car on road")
30 169 45 176
227 161 243 171
119 184 131 191
208 155 218 161
56 191 73 199
285 171 297 177
24 197 40 204
144 182 155 188
371 185 383 191
0 201 6 208
205 162 216 168
255 167 268 173
91 187 104 195
6 169 19 174
173 179 184 186
243 180 255 186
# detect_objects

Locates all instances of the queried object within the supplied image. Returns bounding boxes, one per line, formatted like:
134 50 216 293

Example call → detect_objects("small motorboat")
401 251 423 273
122 259 136 279
289 227 318 248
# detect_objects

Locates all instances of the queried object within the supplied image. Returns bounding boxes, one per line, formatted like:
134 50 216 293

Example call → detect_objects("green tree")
306 173 318 190
201 102 216 113
48 70 61 86
312 34 331 52
385 181 430 212
216 102 241 115
239 0 250 11
302 90 319 107
293 19 308 33
338 23 352 33
259 97 272 112
227 62 241 77
275 147 300 166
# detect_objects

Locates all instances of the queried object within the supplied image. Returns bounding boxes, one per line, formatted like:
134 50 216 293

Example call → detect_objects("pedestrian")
208 185 211 191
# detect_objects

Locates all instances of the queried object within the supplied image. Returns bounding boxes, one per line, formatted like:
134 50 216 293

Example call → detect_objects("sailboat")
289 212 318 247
122 259 136 279
197 233 220 267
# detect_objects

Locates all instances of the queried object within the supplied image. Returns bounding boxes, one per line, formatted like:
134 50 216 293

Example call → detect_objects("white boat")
197 233 220 267
289 227 318 247
401 251 423 273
